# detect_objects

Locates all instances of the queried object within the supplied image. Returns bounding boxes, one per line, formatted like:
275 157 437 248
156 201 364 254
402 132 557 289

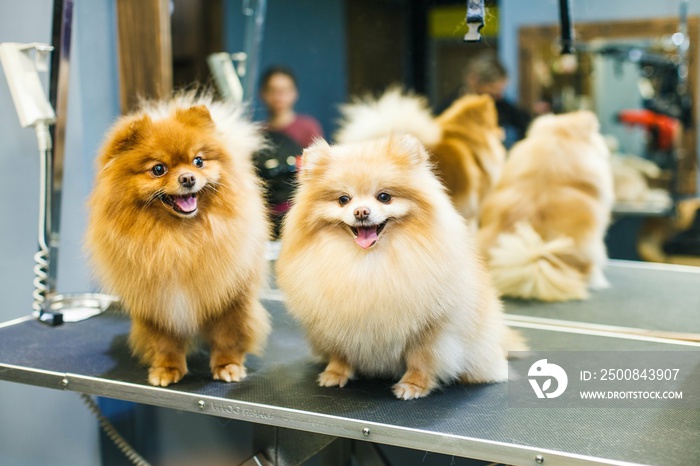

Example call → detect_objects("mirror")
519 17 698 198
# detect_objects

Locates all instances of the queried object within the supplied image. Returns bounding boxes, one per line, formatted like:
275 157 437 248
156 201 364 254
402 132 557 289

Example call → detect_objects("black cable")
559 0 574 54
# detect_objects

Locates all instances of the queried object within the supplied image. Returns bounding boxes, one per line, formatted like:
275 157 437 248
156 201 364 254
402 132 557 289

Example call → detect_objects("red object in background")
617 109 680 152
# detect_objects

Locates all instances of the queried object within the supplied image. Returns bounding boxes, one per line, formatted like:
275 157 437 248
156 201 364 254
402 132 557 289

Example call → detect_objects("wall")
225 0 347 138
0 1 119 464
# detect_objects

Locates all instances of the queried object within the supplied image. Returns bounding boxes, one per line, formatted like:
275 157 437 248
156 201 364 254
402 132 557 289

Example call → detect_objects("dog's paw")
588 268 610 290
392 382 431 400
148 367 185 387
318 369 349 388
213 363 247 383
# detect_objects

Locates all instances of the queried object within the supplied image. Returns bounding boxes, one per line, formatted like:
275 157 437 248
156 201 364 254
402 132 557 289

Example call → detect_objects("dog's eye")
151 164 167 177
377 192 392 203
193 156 204 168
338 195 351 206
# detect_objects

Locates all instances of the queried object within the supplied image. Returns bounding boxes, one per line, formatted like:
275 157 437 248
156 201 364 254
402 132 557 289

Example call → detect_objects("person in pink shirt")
259 65 324 148
257 66 324 236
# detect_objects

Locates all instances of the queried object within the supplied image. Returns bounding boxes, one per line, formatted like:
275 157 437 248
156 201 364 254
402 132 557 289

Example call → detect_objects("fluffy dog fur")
478 111 614 301
610 154 670 206
335 88 505 220
86 94 271 387
276 134 525 400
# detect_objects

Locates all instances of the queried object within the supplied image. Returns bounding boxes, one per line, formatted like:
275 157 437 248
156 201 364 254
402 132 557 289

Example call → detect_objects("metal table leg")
240 425 352 466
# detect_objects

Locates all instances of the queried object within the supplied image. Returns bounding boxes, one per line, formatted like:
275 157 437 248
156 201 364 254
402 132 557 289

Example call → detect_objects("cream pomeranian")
276 134 525 400
335 88 505 221
479 111 614 301
86 94 270 387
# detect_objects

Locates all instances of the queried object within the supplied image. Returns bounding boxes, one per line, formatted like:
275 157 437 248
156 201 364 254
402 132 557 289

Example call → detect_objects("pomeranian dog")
276 134 525 400
335 88 505 221
478 111 614 301
432 94 507 219
86 94 271 387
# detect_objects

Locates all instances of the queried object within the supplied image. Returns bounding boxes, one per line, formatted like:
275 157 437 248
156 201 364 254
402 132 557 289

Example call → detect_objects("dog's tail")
334 87 442 147
486 222 588 302
503 327 529 355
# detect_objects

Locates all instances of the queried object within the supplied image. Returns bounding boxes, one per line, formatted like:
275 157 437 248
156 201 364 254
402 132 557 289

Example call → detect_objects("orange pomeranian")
276 134 525 400
431 94 506 219
335 88 505 221
479 111 614 301
86 94 271 387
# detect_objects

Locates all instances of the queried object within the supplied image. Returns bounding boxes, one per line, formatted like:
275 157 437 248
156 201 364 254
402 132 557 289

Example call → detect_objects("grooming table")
1 262 700 465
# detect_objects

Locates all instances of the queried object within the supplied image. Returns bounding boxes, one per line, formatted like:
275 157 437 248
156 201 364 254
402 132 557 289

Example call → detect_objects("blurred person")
257 66 324 236
259 65 324 148
437 52 531 148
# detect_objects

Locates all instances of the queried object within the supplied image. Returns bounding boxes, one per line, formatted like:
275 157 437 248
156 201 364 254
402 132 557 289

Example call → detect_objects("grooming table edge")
0 356 643 466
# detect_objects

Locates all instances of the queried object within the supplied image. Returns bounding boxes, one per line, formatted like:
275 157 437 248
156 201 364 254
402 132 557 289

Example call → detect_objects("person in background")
257 66 324 237
437 52 531 148
259 65 324 148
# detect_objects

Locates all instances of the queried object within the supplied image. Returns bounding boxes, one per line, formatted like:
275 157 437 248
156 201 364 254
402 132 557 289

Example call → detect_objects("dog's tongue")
355 226 378 249
174 194 197 213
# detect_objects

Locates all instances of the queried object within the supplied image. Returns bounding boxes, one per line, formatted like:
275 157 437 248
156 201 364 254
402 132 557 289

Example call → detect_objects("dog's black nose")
179 173 196 188
354 206 371 220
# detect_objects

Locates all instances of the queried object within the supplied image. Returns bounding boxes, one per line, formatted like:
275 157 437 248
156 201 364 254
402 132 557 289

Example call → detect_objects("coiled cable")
32 123 52 314
79 393 152 466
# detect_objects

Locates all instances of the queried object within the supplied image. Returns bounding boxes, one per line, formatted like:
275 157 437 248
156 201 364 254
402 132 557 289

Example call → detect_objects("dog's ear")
439 94 497 128
467 95 499 127
529 111 600 139
299 138 332 180
526 113 556 137
569 110 600 135
101 114 152 160
392 133 429 166
176 105 215 129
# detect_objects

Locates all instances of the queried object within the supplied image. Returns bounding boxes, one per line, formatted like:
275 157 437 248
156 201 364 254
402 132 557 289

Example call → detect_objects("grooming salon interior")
1 1 700 465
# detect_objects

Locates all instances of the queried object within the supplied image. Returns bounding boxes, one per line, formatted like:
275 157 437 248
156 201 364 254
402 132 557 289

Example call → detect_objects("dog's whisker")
208 181 230 191
142 189 166 210
148 191 163 204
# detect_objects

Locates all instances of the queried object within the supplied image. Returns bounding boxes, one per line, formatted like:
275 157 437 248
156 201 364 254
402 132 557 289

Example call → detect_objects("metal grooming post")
559 0 574 54
33 0 118 324
240 0 267 109
464 0 485 42
35 0 74 325
0 0 75 325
